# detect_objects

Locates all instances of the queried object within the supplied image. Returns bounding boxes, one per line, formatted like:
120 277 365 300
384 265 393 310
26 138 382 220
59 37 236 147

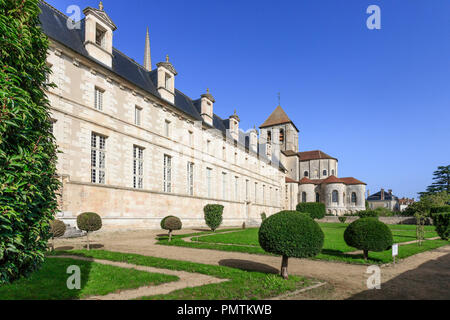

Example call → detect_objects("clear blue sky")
46 0 450 199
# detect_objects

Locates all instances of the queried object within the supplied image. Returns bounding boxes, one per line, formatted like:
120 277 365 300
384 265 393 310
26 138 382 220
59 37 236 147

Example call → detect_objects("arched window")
302 192 307 203
316 193 320 203
323 170 328 176
351 192 357 204
304 171 309 177
267 131 272 143
245 136 250 149
332 190 339 203
331 170 335 176
279 129 285 143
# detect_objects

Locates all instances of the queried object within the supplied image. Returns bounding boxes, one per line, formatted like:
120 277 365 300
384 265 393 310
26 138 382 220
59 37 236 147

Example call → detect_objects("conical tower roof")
260 105 298 132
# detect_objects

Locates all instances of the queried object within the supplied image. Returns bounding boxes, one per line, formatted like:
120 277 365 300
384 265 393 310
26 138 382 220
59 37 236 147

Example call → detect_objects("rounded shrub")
296 203 326 220
49 220 66 251
161 216 182 242
344 218 393 260
338 217 347 224
204 204 224 232
432 212 449 240
50 220 66 239
259 211 324 279
77 212 102 250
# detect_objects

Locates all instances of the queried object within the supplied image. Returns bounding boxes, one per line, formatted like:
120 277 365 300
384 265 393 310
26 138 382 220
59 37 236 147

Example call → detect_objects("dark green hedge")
296 203 326 220
0 0 61 284
358 210 379 218
204 204 224 231
432 213 449 240
344 218 393 253
77 212 102 232
258 211 324 258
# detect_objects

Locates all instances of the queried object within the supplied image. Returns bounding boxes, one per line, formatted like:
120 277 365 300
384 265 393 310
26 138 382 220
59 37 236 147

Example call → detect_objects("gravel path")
48 255 225 300
53 228 450 300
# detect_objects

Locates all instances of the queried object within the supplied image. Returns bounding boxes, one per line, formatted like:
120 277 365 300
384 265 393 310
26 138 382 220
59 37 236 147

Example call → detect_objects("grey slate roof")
367 191 398 201
38 1 286 172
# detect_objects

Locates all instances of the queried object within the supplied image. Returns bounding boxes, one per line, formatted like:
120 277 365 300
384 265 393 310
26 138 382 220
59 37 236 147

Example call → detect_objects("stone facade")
40 2 366 229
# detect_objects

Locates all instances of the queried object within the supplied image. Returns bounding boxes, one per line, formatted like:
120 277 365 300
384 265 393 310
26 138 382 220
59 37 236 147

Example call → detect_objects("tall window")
133 146 144 189
331 170 335 176
304 171 309 177
279 129 285 143
351 192 357 204
234 177 239 201
94 87 103 111
206 140 211 154
163 155 172 193
323 170 328 176
135 106 142 126
222 172 227 200
262 185 266 204
95 25 106 48
222 146 226 161
246 180 249 201
302 192 307 203
187 162 194 196
91 133 106 184
332 190 339 203
234 152 238 164
316 192 320 203
267 131 272 143
165 73 171 90
206 168 212 198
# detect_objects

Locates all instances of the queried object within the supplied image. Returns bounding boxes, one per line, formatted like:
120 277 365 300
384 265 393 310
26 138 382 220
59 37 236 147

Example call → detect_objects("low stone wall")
319 216 432 225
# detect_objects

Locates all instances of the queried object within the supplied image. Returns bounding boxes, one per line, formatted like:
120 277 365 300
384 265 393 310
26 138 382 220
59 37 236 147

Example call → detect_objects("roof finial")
207 88 210 93
166 54 169 63
277 92 281 106
99 1 104 11
234 109 237 115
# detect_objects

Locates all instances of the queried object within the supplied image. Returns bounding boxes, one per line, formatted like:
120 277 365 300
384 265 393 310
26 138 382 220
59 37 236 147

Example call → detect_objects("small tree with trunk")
204 204 224 232
49 220 66 251
160 216 182 242
344 218 393 261
76 212 102 250
258 211 324 279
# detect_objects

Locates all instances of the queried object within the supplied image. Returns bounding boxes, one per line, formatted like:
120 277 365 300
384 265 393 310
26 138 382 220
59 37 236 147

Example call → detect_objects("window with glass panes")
133 146 144 189
91 133 106 184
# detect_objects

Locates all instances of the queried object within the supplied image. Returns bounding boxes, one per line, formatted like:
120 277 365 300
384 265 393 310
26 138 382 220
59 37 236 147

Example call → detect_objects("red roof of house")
285 177 297 183
298 150 337 161
297 175 366 186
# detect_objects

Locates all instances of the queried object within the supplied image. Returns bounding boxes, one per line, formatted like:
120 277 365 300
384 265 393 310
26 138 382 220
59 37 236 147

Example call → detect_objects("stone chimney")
199 88 215 126
228 110 240 141
381 188 385 201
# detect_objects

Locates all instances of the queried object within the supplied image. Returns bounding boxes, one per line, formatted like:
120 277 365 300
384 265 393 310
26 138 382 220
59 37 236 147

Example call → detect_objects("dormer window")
95 25 107 48
165 73 171 90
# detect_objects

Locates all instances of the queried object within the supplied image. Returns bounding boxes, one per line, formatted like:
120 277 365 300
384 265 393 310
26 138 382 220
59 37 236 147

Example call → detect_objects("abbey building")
39 2 366 229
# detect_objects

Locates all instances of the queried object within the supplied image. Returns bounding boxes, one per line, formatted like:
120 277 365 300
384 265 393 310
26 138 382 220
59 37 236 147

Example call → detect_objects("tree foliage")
0 0 60 284
203 204 224 232
296 202 326 220
420 165 450 196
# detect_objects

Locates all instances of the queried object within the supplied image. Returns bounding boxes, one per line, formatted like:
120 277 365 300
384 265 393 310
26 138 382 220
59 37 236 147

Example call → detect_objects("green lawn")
0 257 178 300
157 223 448 265
49 250 315 300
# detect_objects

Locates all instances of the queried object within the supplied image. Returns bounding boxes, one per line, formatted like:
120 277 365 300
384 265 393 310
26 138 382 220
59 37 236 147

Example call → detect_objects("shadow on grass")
348 252 450 300
82 244 104 250
219 259 279 274
55 246 75 251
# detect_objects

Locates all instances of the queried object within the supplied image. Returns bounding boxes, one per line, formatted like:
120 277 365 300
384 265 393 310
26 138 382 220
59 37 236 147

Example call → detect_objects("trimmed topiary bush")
344 218 393 260
432 212 449 240
49 220 66 251
161 216 182 242
296 203 326 220
358 210 378 218
77 212 102 250
338 217 347 224
0 0 61 284
204 204 224 232
259 211 324 279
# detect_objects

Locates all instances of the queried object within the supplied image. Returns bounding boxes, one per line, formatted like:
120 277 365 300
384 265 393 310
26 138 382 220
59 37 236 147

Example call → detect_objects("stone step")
62 225 86 239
